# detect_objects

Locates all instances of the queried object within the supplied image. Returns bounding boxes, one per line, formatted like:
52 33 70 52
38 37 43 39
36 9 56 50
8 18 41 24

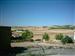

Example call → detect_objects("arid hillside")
11 26 74 41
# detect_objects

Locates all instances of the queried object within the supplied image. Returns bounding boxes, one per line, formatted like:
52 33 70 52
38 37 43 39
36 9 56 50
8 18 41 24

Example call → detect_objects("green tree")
55 33 63 40
61 35 73 44
22 30 33 41
43 33 49 41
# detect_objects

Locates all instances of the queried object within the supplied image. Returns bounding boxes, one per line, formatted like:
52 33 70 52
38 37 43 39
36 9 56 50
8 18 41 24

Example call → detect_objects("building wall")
0 26 11 50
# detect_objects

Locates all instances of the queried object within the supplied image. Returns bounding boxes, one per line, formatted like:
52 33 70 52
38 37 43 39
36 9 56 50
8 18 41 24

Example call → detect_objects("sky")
0 0 74 26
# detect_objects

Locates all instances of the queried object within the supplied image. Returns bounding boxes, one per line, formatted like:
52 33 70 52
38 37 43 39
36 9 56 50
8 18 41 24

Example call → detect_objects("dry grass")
11 27 74 43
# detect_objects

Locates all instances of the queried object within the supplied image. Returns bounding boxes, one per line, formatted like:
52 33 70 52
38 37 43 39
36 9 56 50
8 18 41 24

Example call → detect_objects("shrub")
61 35 73 44
21 30 33 41
29 39 34 42
35 39 41 41
55 33 63 40
43 33 49 41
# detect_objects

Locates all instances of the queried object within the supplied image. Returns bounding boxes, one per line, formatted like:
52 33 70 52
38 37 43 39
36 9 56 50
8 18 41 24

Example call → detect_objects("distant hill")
48 25 75 29
11 25 75 31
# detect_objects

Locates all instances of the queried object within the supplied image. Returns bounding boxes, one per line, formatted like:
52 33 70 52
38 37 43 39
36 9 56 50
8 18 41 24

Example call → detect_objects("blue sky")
0 0 74 26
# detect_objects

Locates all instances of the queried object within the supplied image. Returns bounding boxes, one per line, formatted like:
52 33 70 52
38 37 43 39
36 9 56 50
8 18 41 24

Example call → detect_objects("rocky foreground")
11 42 75 48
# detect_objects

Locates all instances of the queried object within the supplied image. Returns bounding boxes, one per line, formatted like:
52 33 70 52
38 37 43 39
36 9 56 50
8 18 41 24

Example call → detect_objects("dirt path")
11 42 75 48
